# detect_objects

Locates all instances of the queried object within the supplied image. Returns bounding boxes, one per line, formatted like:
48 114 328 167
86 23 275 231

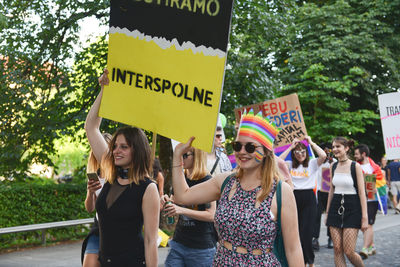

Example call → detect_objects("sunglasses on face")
215 134 223 139
183 152 194 159
294 149 306 155
232 142 262 153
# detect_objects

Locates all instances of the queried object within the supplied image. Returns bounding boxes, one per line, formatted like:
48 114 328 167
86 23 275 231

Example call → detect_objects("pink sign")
321 168 331 192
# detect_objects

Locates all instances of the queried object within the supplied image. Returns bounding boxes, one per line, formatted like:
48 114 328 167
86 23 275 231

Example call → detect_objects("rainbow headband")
238 109 280 151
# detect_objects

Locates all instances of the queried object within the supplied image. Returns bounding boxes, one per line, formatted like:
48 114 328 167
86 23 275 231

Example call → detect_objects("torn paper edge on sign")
110 26 226 58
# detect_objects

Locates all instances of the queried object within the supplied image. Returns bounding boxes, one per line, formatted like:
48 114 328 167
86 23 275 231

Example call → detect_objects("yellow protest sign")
99 0 234 152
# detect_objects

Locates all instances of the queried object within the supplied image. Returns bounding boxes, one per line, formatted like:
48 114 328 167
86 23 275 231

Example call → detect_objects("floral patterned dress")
214 175 280 266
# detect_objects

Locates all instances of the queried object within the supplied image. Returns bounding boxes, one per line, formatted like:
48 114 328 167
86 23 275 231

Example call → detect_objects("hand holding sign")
290 137 301 149
174 137 195 158
99 69 110 88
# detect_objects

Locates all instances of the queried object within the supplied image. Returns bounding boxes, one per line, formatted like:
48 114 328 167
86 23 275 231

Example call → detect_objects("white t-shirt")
288 158 319 190
361 163 374 175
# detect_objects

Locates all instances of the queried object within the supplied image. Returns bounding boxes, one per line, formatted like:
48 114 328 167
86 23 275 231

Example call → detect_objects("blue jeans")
165 240 216 267
85 234 99 254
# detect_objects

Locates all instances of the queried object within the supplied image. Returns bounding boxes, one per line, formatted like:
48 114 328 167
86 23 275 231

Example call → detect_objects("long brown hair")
184 148 209 180
237 147 282 202
291 142 310 168
87 133 112 176
102 127 152 185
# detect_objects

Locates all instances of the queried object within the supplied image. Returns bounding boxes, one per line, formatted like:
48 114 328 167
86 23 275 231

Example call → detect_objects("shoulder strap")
277 180 282 226
220 173 235 194
332 161 338 178
351 161 358 193
210 156 220 175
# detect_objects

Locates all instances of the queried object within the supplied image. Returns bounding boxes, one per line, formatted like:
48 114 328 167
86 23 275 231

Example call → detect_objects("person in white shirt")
326 137 368 267
280 136 326 267
354 144 381 259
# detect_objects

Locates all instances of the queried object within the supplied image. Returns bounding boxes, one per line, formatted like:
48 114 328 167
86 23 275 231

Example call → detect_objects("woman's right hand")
87 179 102 195
98 69 109 88
361 216 368 232
291 138 300 149
174 137 195 157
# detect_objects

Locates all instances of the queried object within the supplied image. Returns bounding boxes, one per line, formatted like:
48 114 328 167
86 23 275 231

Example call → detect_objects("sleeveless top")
214 175 280 266
96 178 152 263
332 173 357 195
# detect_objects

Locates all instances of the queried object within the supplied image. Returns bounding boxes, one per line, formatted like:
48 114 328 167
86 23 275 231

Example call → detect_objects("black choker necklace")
117 167 129 179
339 158 349 163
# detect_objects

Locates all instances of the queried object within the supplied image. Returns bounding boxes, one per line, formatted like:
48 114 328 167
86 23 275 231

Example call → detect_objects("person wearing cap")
171 110 303 266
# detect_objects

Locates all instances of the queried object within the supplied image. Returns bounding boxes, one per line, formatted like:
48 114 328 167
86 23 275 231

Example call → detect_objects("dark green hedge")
0 182 92 250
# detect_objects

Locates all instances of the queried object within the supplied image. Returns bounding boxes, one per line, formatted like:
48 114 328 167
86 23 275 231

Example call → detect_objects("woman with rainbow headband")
171 110 303 266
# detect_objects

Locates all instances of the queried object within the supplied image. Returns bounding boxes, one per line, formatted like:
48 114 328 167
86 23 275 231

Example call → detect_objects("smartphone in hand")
87 172 99 182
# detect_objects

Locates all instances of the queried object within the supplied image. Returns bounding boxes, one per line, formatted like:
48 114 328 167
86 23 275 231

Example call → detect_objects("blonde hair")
185 148 209 180
237 148 282 202
102 127 152 185
87 133 112 176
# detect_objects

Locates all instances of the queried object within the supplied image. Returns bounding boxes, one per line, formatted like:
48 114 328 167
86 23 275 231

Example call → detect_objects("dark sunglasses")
183 152 194 159
215 134 223 139
232 142 262 153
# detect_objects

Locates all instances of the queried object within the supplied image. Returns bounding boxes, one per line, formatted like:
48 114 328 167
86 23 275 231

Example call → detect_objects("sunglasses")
183 152 194 159
232 142 262 153
215 134 223 139
294 149 306 155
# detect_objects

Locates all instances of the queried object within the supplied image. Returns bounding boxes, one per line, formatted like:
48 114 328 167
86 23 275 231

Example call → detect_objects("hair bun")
347 139 355 149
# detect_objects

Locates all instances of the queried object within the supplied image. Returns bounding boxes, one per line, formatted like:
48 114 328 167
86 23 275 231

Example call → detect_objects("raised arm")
172 137 227 205
84 70 109 163
355 163 368 232
305 136 327 166
280 182 304 266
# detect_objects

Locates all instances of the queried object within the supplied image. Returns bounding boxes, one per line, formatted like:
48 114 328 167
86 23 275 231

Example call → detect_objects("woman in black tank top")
85 69 160 267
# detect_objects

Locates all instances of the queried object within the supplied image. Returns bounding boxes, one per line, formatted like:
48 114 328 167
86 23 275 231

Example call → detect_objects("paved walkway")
0 212 399 267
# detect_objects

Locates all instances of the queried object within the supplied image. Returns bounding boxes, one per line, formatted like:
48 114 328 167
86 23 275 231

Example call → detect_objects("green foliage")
274 0 400 156
222 0 296 137
281 63 378 142
0 1 109 179
0 12 7 29
0 182 91 250
50 135 88 176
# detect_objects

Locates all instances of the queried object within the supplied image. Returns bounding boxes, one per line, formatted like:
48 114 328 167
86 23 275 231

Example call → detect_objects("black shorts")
367 201 379 225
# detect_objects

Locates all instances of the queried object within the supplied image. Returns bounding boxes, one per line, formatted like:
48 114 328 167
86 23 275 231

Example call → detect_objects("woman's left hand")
361 217 368 232
163 202 183 217
174 137 195 157
304 135 312 144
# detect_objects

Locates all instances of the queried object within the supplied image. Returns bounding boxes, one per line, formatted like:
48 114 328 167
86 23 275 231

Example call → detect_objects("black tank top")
96 178 152 264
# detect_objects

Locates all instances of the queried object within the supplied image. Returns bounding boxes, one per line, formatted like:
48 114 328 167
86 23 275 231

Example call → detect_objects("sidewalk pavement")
0 212 399 267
